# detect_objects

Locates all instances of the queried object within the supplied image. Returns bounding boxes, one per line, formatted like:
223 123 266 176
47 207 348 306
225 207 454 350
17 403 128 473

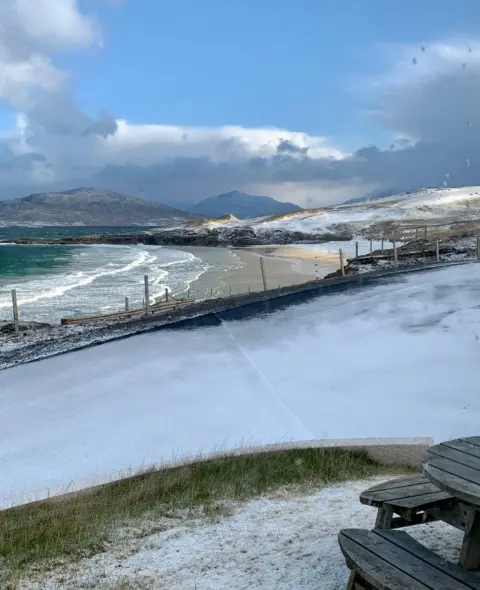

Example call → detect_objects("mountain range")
0 188 303 226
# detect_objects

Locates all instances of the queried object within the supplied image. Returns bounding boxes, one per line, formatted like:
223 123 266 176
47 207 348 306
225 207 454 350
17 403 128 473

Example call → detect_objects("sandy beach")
179 245 339 299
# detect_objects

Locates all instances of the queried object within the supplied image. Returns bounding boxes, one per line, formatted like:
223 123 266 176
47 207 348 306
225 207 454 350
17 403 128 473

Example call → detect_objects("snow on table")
1 263 480 505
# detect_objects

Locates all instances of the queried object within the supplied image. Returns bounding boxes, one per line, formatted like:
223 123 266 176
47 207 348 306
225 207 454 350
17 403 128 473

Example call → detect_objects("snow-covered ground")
22 477 462 590
186 186 480 237
2 262 480 506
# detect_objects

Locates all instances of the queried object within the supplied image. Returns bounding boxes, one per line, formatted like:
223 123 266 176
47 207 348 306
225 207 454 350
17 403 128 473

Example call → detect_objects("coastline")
173 245 337 299
0 243 339 370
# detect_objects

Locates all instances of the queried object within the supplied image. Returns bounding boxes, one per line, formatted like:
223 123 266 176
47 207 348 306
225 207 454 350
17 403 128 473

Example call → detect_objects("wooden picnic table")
423 436 480 570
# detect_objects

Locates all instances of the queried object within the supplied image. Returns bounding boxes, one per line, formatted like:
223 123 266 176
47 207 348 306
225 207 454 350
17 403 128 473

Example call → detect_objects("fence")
1 233 478 332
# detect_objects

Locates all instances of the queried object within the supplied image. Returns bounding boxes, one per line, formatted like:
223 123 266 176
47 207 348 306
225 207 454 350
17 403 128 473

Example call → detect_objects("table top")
422 437 480 508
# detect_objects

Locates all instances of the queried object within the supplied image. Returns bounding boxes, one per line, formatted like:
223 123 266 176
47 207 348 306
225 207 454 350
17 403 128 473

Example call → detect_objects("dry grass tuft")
0 447 411 583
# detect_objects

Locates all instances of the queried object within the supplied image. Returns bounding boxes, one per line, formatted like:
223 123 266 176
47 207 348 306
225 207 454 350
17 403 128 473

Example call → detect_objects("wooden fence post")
415 228 419 240
260 257 267 291
187 288 190 300
144 275 150 315
477 236 480 261
369 239 373 256
124 296 129 312
393 240 398 267
424 225 427 239
165 288 169 302
436 240 440 262
11 289 19 336
381 238 384 253
339 248 345 276
229 285 232 296
355 241 359 258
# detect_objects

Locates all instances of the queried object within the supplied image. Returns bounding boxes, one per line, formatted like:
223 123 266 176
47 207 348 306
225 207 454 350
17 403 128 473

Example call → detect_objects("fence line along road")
3 234 480 332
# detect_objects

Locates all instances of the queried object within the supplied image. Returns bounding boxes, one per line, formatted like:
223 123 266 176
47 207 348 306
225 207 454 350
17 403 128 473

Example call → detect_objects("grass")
0 447 411 584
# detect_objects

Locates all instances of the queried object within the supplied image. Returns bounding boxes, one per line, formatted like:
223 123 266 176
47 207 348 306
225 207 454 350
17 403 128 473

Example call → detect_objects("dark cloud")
276 139 308 155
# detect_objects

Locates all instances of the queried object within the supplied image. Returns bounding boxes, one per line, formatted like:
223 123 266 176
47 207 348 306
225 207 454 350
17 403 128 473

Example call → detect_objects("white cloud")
0 4 480 209
0 0 98 109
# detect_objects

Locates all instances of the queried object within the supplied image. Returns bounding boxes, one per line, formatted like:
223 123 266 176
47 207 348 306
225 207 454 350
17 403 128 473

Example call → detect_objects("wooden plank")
427 445 480 471
361 481 443 505
425 457 480 488
440 440 480 460
338 532 430 590
361 474 427 493
339 529 479 590
463 437 480 449
423 461 480 508
376 530 480 589
385 490 452 511
60 300 193 325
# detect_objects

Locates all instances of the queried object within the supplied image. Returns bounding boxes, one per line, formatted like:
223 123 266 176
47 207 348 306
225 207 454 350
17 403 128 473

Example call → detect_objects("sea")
0 227 241 324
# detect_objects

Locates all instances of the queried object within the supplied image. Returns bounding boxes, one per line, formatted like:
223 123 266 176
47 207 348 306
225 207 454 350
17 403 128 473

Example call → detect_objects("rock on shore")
1 225 353 247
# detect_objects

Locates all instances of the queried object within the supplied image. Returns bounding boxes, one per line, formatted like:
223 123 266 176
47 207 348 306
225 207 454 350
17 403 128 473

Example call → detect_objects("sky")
0 0 480 208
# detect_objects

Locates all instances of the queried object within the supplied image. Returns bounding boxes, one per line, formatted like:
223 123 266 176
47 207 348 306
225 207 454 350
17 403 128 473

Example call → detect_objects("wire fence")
0 232 476 330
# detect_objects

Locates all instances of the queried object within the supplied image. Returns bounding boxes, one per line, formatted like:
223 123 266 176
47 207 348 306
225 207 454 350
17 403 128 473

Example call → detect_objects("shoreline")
172 245 337 300
0 255 474 372
0 244 335 369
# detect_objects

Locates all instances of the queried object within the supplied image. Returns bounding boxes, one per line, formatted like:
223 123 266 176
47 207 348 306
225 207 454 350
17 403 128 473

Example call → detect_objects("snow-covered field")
2 262 480 507
21 477 462 590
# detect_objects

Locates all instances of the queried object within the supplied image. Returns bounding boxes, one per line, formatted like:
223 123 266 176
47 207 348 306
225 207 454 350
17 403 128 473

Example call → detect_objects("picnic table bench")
339 528 480 590
360 473 453 529
338 436 480 588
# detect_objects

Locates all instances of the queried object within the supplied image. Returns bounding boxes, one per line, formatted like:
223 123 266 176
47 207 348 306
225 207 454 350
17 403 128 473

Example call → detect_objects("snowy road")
2 263 480 505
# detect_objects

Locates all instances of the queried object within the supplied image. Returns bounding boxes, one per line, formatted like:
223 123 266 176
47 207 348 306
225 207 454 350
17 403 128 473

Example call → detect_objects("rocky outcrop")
1 225 354 247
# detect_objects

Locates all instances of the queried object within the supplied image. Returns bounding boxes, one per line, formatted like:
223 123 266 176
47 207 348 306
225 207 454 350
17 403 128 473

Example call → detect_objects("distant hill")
0 188 198 227
189 190 302 219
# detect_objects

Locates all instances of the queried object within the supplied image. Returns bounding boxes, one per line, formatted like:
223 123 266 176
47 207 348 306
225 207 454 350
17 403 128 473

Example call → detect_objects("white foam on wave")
0 248 158 308
0 245 209 322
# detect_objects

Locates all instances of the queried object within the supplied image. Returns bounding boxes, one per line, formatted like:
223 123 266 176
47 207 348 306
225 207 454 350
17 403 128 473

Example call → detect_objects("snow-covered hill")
250 186 480 234
179 186 480 240
153 186 480 245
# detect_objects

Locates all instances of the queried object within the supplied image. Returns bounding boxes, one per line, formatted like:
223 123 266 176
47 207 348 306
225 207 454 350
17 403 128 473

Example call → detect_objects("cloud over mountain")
0 2 478 208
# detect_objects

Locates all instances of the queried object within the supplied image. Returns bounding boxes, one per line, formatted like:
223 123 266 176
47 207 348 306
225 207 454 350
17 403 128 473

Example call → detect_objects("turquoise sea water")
0 226 146 278
0 227 240 323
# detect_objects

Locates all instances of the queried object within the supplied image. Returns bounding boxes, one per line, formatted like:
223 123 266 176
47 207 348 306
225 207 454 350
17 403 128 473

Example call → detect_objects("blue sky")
64 0 480 148
0 0 480 206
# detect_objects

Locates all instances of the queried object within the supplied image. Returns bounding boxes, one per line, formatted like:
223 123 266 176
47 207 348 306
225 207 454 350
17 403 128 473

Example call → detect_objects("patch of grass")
0 448 410 581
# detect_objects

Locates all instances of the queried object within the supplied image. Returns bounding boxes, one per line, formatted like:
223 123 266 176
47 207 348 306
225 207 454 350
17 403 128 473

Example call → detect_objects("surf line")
214 312 315 441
